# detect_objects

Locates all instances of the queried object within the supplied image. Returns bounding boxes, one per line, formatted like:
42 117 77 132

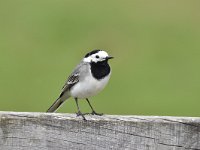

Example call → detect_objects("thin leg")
75 98 86 120
86 98 103 116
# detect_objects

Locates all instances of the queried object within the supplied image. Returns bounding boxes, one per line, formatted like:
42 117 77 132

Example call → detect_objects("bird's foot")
76 111 86 121
91 111 103 116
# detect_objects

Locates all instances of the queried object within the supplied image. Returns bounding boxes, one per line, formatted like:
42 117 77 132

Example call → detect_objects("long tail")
47 92 70 113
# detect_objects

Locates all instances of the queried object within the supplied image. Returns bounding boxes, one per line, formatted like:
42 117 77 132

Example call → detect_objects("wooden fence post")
0 111 200 150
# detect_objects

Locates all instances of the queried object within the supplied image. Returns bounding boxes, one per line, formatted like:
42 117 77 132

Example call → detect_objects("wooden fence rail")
0 111 200 150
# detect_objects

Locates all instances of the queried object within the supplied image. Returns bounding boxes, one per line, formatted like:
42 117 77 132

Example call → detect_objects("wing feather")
60 73 79 96
59 62 87 98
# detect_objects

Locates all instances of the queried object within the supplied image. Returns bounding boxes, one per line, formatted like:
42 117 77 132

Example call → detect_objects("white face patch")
83 51 109 63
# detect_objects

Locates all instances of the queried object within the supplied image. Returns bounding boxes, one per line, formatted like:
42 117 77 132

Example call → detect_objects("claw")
76 111 87 121
91 111 103 116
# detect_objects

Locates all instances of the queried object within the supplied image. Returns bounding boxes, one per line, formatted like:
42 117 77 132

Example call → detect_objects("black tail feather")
47 98 64 113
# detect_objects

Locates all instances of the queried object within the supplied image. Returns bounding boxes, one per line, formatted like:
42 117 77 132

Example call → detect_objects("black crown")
84 50 102 58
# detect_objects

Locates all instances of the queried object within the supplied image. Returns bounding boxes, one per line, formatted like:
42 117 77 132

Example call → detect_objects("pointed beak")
106 56 114 60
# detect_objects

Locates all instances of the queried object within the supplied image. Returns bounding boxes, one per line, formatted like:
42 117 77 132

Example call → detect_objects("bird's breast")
70 73 111 99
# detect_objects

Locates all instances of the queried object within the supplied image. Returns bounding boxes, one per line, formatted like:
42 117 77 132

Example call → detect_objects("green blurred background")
0 1 200 117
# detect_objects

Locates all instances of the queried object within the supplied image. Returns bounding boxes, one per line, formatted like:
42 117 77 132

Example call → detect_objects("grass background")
0 1 200 116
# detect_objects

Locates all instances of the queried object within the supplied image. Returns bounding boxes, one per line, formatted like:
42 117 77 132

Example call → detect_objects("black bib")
90 60 111 80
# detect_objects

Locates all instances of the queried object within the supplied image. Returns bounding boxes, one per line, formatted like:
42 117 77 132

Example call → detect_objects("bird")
47 49 113 120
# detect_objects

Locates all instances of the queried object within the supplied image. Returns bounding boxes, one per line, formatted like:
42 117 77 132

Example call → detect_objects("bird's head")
83 50 113 63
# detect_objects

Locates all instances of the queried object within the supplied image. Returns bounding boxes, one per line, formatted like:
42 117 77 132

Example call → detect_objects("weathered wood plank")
0 111 200 150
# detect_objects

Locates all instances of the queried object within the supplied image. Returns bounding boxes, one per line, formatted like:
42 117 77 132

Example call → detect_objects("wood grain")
0 111 200 150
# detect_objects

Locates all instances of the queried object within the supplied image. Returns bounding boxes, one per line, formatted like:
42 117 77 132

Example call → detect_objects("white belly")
70 74 110 99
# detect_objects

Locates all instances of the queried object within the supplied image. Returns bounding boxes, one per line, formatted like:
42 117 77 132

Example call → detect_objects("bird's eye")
96 55 99 58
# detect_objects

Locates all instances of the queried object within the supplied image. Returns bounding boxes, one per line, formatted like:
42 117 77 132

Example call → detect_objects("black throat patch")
90 60 111 80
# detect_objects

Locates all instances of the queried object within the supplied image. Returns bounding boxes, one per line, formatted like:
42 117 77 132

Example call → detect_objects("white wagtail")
47 50 113 120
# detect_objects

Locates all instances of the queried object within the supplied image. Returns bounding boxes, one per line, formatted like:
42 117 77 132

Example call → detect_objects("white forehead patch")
96 51 109 58
83 50 109 63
